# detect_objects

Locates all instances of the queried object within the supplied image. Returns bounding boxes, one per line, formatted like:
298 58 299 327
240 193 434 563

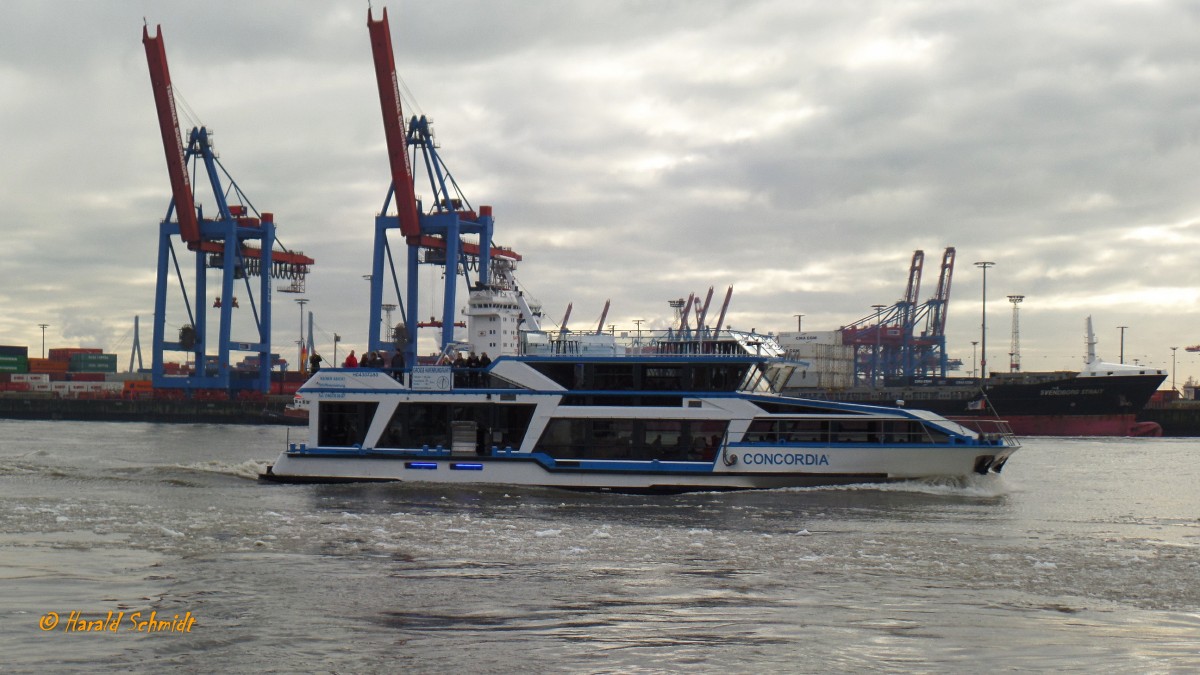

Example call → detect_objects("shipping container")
28 358 69 373
12 373 49 383
68 353 117 373
48 347 102 362
68 372 107 382
0 345 29 357
0 354 29 373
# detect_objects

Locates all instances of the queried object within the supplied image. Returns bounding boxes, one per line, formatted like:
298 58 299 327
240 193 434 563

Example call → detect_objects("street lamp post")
381 303 397 345
971 341 979 378
1171 346 1178 391
974 262 995 379
632 319 644 348
1117 326 1128 364
38 323 48 358
794 314 804 332
296 298 308 373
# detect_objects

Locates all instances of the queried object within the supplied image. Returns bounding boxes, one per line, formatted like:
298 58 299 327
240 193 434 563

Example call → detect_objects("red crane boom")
142 25 200 244
367 8 422 240
927 247 956 337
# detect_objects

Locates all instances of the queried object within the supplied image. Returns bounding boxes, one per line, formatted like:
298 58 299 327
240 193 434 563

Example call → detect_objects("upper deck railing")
521 328 786 359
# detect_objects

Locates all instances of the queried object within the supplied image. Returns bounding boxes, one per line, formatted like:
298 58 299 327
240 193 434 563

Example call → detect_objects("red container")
48 347 102 362
68 372 106 382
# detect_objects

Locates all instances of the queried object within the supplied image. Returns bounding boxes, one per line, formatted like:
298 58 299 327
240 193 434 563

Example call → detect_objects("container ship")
774 362 1166 437
767 327 1166 437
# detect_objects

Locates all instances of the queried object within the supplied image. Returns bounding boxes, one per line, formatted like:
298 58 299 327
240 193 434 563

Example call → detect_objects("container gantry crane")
840 247 955 384
143 25 314 394
840 250 923 384
914 246 955 376
365 8 524 364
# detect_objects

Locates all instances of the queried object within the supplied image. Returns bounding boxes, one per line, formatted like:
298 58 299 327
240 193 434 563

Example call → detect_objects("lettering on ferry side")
742 452 830 467
1041 389 1103 396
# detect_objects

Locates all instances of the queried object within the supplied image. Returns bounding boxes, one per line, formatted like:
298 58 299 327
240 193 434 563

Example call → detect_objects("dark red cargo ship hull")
958 414 1162 437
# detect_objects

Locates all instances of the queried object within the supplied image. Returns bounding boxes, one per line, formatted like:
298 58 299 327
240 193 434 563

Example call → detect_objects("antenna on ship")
1085 316 1098 365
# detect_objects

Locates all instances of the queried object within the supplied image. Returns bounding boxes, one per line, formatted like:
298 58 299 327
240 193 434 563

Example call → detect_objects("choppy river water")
1 420 1197 672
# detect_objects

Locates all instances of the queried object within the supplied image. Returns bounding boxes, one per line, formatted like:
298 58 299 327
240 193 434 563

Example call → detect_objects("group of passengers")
449 351 492 370
307 349 407 381
444 350 491 387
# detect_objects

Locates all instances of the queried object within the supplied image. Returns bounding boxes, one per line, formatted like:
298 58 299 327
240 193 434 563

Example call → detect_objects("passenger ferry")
262 285 1019 492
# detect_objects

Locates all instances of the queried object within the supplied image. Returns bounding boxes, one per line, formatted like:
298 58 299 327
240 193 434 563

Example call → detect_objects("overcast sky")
3 0 1200 383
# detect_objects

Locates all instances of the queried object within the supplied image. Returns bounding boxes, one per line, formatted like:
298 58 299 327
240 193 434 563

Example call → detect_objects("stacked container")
68 352 118 373
0 345 29 374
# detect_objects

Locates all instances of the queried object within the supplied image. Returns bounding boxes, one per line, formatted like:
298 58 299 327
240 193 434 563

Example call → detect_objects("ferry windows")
706 364 746 391
756 401 868 415
526 362 753 393
781 419 825 442
830 420 872 443
875 420 944 443
561 394 683 407
534 418 728 461
317 402 379 447
592 364 638 390
922 424 950 443
741 418 942 444
528 362 577 389
746 419 824 443
377 402 536 452
644 366 684 390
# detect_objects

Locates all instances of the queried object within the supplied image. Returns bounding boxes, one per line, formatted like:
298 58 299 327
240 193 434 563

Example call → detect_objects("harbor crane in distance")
839 247 955 384
365 7 526 364
143 24 314 394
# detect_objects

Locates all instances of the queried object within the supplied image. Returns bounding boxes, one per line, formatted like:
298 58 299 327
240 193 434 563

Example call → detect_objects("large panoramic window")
527 361 753 394
534 418 728 461
376 402 536 452
317 402 379 447
742 418 942 444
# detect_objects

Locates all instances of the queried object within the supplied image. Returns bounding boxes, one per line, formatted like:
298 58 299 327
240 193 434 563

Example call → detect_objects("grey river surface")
1 419 1198 673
